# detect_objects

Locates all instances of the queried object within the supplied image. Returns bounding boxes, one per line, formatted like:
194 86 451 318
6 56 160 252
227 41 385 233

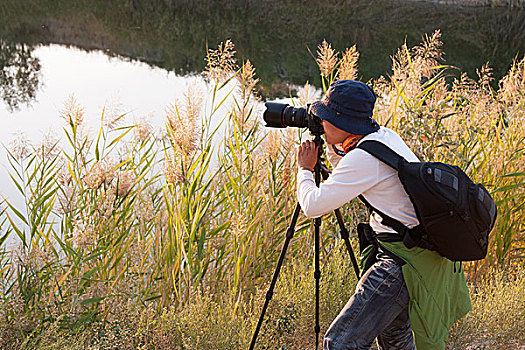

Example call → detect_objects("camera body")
263 102 324 136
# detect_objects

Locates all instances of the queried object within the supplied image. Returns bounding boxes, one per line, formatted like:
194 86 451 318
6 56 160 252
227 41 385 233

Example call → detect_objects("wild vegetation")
0 31 524 349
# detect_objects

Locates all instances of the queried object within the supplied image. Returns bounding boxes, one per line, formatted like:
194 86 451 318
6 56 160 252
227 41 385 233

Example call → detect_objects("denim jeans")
323 252 416 350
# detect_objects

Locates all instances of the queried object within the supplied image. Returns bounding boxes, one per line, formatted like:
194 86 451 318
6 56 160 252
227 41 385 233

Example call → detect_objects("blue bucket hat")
310 80 380 135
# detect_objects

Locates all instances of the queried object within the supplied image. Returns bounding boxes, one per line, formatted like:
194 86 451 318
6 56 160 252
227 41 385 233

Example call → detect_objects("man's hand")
298 140 318 171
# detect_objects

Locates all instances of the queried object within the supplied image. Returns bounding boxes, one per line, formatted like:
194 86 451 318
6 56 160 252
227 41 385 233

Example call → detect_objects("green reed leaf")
501 172 525 178
107 126 133 149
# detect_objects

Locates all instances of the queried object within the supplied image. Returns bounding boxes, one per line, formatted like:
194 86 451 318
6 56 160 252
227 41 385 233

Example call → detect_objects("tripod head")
311 134 333 184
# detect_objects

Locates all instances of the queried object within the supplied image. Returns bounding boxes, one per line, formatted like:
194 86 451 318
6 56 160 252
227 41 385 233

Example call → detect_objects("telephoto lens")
263 102 324 135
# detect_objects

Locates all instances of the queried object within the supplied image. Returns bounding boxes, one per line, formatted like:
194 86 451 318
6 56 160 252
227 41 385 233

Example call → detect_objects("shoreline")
410 0 524 7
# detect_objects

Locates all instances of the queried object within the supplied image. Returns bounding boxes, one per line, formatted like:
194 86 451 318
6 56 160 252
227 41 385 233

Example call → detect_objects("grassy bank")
2 251 523 349
0 32 524 348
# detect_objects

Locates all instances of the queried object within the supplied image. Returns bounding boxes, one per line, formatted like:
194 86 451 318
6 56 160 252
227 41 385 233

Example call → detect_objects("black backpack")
356 140 497 262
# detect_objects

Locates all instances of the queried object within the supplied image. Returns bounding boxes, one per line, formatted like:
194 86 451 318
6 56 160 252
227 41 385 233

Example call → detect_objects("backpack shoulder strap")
358 194 429 250
356 140 406 170
356 141 431 249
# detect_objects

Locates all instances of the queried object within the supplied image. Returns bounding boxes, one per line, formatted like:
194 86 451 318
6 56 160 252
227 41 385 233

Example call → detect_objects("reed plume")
297 82 319 107
204 39 238 83
166 83 203 157
60 94 85 127
8 131 31 160
338 45 359 80
134 115 153 143
316 39 338 78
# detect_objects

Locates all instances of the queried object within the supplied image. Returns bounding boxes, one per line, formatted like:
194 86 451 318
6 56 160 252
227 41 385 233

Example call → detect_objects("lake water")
1 45 191 136
0 45 211 207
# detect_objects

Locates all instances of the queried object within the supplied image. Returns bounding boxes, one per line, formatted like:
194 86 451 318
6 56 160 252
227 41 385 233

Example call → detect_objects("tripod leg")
314 216 321 350
334 208 360 278
249 203 302 350
312 210 360 350
313 138 324 350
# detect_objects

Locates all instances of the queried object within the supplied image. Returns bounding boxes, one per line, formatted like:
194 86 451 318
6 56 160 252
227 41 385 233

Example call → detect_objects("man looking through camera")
296 80 470 350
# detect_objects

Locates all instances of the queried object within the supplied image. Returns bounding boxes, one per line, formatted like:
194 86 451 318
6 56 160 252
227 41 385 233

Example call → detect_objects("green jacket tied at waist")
362 240 471 350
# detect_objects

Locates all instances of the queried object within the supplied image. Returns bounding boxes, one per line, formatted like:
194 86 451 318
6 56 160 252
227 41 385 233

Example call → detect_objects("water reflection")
0 44 213 206
0 40 41 112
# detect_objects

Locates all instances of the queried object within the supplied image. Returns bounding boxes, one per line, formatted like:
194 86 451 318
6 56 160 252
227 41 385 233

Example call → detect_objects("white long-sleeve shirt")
297 127 420 234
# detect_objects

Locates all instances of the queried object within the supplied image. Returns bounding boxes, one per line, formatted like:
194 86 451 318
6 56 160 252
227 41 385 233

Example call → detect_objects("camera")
263 102 324 136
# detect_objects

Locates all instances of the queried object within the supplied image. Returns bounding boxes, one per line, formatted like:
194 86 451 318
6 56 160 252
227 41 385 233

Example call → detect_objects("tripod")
249 135 361 350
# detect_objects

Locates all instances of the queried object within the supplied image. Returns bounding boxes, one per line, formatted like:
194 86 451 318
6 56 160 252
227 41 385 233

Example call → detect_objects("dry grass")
448 267 525 349
0 250 522 349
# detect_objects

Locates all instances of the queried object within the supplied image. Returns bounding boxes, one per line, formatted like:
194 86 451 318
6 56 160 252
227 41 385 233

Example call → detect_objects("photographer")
297 80 471 350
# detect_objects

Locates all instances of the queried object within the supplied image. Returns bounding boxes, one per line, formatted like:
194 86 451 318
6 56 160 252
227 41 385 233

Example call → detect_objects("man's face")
322 120 351 145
